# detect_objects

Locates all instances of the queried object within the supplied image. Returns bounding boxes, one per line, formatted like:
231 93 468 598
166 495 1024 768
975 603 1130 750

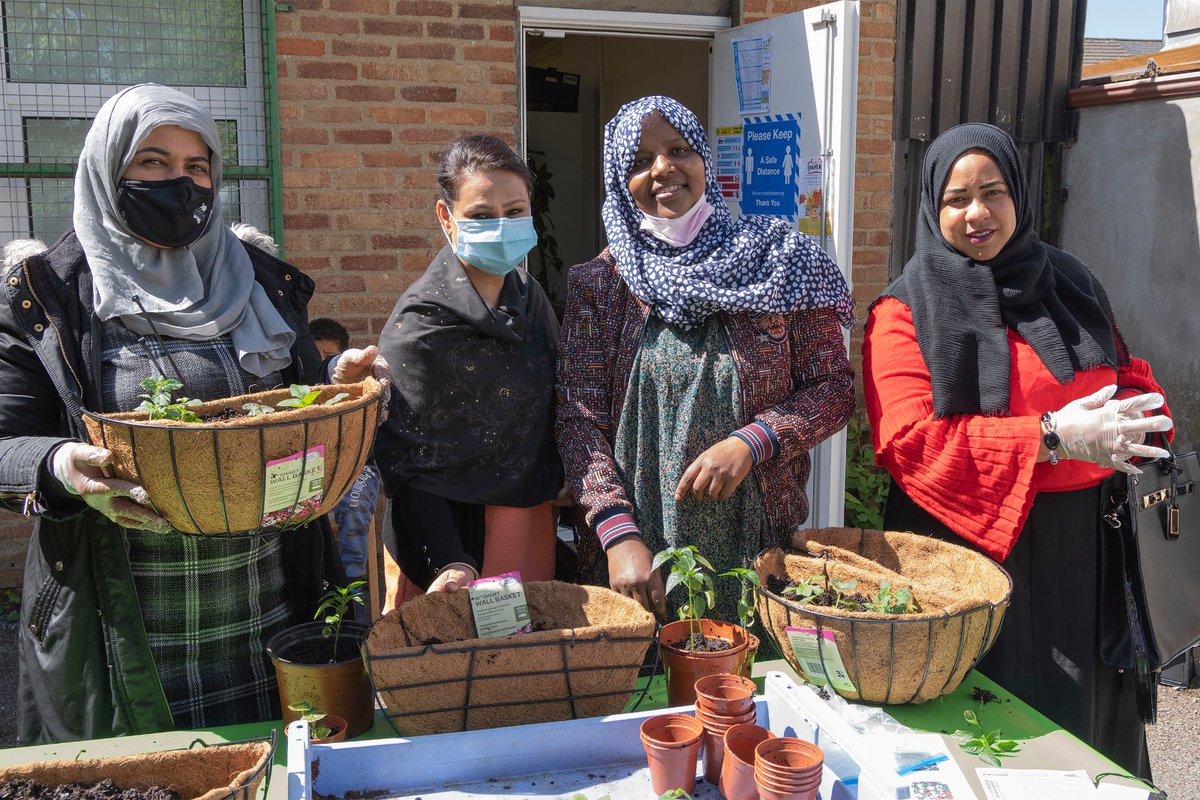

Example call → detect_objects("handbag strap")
1103 484 1159 723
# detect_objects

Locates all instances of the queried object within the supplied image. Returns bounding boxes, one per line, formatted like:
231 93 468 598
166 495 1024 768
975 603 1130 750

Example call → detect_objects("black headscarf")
880 122 1120 417
375 246 562 506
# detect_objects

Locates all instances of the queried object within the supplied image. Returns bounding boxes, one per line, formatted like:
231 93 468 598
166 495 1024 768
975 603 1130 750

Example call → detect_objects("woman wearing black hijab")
863 123 1172 775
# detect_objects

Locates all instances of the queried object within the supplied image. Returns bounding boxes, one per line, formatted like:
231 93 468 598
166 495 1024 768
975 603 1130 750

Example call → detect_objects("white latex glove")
50 442 170 531
1049 385 1172 474
426 563 478 594
331 345 391 423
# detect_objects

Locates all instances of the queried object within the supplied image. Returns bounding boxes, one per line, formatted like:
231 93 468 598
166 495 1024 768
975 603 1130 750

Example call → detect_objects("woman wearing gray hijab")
0 84 383 743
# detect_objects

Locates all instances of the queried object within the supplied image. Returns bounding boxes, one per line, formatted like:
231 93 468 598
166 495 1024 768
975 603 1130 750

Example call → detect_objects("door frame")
516 5 852 532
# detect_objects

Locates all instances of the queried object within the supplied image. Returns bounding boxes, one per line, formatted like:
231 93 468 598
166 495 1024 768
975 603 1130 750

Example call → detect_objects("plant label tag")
261 445 325 528
784 626 857 694
467 571 532 639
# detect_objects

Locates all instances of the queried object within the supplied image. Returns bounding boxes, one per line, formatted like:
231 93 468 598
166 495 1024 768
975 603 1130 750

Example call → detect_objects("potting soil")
0 779 180 800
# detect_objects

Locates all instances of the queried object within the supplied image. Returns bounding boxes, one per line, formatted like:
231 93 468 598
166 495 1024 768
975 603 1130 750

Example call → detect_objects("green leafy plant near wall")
844 411 889 530
527 149 565 306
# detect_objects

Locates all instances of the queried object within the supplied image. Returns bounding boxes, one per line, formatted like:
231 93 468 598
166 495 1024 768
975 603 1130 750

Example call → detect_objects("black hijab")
375 246 562 506
880 123 1120 417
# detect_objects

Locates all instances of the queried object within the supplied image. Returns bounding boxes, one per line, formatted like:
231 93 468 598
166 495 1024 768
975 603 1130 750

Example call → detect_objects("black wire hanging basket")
754 527 1012 705
82 377 383 536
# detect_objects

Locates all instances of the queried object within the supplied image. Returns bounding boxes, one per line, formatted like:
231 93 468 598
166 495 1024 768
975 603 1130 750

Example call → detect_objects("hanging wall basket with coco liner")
364 581 656 736
0 735 274 800
754 527 1012 705
81 377 383 535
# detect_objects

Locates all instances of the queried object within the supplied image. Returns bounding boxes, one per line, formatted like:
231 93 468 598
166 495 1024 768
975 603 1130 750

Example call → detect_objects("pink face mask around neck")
638 198 714 247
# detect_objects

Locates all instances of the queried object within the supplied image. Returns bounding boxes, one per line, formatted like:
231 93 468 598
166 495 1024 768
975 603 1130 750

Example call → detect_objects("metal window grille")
0 0 284 255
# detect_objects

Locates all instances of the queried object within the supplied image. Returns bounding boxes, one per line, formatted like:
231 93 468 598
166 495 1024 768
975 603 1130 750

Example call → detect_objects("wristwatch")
1040 413 1060 466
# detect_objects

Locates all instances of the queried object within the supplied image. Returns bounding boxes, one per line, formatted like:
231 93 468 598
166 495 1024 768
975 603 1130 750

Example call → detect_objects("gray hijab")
74 84 294 377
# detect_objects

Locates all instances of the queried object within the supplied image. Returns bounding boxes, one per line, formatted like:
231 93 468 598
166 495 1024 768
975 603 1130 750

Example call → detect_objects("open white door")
708 0 859 530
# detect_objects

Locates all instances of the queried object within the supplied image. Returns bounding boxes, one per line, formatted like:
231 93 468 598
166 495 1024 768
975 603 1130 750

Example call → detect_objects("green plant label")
784 626 857 694
261 446 325 528
467 571 532 639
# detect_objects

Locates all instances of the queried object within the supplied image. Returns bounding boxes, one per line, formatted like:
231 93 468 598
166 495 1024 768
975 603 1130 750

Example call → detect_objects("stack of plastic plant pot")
692 673 758 785
754 737 824 800
721 722 775 800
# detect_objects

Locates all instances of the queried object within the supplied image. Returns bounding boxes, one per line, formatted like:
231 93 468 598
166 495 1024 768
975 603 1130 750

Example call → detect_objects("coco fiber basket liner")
0 738 273 800
81 377 383 535
755 527 1012 705
365 581 656 736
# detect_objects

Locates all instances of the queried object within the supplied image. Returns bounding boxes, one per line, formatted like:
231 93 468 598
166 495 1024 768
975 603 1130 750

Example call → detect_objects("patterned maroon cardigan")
556 249 855 571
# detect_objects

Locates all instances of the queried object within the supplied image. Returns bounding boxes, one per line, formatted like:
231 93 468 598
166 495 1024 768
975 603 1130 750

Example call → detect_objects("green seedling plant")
288 700 334 740
830 577 860 611
721 565 761 672
137 377 202 423
653 545 716 645
953 706 1021 766
865 579 921 615
781 574 825 604
244 384 349 417
658 791 692 800
314 580 366 661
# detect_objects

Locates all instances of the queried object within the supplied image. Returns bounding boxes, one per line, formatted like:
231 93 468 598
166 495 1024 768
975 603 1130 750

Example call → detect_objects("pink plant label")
261 445 325 529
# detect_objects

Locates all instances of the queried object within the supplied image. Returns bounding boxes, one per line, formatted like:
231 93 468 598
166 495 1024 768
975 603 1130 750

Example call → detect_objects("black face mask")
116 176 215 248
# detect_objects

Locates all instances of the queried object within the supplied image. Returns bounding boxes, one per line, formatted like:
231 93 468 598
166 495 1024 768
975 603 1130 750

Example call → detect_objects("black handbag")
1100 439 1200 722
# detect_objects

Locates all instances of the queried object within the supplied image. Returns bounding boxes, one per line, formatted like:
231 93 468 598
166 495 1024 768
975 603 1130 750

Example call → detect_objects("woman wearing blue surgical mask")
375 134 565 605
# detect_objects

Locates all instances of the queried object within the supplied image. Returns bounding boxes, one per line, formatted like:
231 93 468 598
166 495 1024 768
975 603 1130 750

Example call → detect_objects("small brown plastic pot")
640 713 704 795
754 773 819 800
310 713 348 744
694 673 756 716
722 723 775 800
659 619 749 707
695 703 758 731
738 632 761 679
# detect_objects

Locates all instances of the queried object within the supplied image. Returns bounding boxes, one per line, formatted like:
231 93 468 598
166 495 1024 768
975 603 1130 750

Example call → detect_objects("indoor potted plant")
288 700 349 744
267 580 374 738
655 545 749 707
82 375 383 535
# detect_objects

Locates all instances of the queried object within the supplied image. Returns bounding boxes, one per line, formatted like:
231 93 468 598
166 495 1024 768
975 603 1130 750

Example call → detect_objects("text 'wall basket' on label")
755 527 1012 705
81 377 383 536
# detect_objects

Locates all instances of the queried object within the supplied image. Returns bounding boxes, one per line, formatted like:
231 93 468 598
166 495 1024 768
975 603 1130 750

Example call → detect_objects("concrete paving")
0 618 1194 792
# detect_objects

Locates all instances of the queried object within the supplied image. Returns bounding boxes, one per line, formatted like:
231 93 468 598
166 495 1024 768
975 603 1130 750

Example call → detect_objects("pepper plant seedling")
781 574 824 604
953 706 1022 766
865 579 921 615
315 580 366 661
244 385 350 417
288 700 334 740
653 545 716 645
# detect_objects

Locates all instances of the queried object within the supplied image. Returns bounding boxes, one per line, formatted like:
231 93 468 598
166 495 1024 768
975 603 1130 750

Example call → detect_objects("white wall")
1060 98 1200 446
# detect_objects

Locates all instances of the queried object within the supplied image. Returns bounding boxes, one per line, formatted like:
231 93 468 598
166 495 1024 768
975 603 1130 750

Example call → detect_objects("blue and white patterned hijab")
601 95 854 329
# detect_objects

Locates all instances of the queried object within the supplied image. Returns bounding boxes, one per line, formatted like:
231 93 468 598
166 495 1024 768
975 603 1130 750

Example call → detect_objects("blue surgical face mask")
443 216 537 276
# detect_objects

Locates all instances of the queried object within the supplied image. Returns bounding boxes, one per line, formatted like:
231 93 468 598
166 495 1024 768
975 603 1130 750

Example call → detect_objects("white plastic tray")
286 672 880 799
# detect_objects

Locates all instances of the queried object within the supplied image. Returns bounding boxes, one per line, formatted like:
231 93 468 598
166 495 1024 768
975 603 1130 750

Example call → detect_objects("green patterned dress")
610 314 767 622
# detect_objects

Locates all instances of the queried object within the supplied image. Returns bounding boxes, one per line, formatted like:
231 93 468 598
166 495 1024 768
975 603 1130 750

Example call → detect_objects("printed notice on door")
732 35 772 115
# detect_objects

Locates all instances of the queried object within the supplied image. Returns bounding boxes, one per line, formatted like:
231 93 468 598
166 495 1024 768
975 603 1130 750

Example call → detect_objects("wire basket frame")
365 628 660 735
0 731 275 800
755 535 1012 706
81 378 383 536
363 582 659 736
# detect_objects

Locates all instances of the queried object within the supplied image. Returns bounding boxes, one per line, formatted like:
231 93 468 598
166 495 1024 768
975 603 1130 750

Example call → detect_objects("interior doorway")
523 31 711 310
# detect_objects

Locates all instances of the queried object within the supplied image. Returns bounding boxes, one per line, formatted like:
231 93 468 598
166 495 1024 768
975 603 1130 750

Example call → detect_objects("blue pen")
840 754 949 786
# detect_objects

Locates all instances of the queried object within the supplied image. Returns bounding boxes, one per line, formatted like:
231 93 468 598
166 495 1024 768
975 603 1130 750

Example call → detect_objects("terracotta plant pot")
754 774 820 800
738 632 761 678
268 620 374 739
755 737 824 795
694 673 756 716
659 618 749 707
722 723 775 800
695 704 758 732
640 713 703 795
310 713 348 744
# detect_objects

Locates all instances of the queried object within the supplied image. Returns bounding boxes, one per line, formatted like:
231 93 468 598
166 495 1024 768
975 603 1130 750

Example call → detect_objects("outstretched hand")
675 437 754 502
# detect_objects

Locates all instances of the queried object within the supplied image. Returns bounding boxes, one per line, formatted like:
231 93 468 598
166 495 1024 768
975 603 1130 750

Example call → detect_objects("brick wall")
276 0 520 344
742 0 896 385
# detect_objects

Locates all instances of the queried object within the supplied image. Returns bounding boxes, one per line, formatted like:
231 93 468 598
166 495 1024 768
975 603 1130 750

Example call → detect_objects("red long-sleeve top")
863 296 1168 562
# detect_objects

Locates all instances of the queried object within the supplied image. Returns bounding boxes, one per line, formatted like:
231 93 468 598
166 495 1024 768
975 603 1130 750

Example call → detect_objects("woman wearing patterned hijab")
0 85 381 743
864 123 1171 776
556 96 855 620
